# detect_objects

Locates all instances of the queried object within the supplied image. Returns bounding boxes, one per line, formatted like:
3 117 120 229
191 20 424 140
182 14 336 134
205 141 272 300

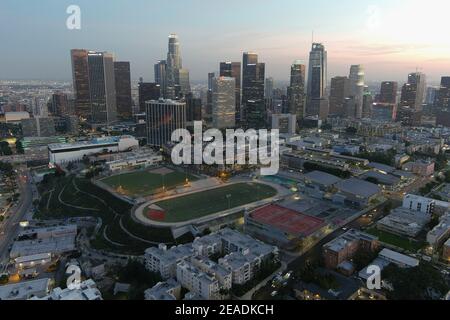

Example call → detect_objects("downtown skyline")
1 0 450 83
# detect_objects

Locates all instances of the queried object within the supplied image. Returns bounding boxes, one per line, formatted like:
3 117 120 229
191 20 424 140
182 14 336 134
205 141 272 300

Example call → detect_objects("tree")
382 262 449 300
116 259 162 300
345 127 358 134
15 140 24 154
352 248 379 271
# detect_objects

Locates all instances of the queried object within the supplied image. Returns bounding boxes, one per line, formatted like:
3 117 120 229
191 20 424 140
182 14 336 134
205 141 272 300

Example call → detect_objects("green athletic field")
151 182 278 222
100 169 198 197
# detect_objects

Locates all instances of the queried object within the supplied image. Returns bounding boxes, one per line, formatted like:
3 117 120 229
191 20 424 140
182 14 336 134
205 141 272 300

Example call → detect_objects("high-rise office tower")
398 72 426 126
166 34 182 88
212 77 236 129
362 90 373 119
87 51 117 124
176 69 191 96
306 43 327 118
145 99 186 147
50 92 70 117
114 61 132 120
348 65 365 118
435 77 450 110
242 52 266 129
154 60 167 97
265 77 274 114
71 49 91 119
379 81 398 104
138 82 161 113
185 92 202 123
435 77 450 127
220 62 241 123
265 77 274 99
208 72 216 91
204 72 216 124
164 34 190 99
287 61 306 120
329 76 350 116
400 72 426 111
306 44 327 98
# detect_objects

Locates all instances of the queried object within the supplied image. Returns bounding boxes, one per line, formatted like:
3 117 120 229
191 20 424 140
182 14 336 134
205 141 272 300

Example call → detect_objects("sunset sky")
1 0 449 83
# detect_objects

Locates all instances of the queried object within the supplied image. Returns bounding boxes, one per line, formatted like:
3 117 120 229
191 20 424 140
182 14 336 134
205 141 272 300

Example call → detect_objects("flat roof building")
32 279 102 300
334 178 381 208
377 207 430 238
427 213 450 247
48 135 138 164
0 278 51 300
245 204 326 251
144 244 194 279
323 229 379 270
144 279 181 300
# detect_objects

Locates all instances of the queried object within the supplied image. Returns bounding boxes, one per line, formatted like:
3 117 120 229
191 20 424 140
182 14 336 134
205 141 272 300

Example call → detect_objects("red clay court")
249 204 325 236
146 209 166 221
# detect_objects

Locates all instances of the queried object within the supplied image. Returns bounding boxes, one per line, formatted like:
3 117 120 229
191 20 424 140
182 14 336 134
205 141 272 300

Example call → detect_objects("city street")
0 168 33 271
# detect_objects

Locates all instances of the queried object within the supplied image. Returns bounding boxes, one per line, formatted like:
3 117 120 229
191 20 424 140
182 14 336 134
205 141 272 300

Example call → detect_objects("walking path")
103 225 126 247
118 216 174 245
58 183 100 212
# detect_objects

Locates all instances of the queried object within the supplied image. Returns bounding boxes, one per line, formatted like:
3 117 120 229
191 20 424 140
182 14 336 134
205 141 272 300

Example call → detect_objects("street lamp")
226 194 232 209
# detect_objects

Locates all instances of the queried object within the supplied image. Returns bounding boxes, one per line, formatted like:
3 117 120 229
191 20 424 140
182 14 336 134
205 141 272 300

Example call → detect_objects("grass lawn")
366 227 425 252
36 175 177 254
100 169 198 197
151 182 278 223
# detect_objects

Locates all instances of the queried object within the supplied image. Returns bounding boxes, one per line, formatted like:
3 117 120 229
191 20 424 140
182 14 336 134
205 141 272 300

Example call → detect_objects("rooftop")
249 204 325 236
368 162 396 174
379 248 419 267
48 135 135 151
304 170 342 187
335 178 381 198
324 229 378 253
0 278 50 300
144 279 180 300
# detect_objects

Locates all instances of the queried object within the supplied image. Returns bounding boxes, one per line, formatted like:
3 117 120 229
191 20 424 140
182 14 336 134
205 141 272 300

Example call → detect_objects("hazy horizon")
1 0 450 84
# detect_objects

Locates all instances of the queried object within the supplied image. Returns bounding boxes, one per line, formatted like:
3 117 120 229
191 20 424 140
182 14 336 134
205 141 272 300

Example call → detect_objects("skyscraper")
185 92 202 123
145 99 186 147
87 51 117 124
362 89 373 119
306 43 327 118
166 34 182 88
400 72 426 111
287 61 306 120
398 72 426 126
71 49 118 124
208 72 216 91
435 77 450 110
139 82 161 113
242 52 266 129
50 92 70 117
164 34 190 99
379 81 398 104
114 61 132 120
329 76 349 117
71 49 91 119
307 43 327 99
176 69 191 96
212 76 236 129
154 60 167 97
349 65 365 118
265 77 274 99
220 62 241 123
